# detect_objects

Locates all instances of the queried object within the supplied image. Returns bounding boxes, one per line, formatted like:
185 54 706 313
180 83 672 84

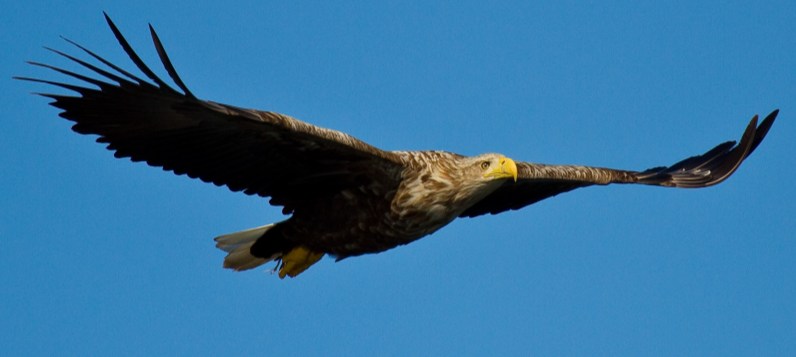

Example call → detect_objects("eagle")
17 14 778 278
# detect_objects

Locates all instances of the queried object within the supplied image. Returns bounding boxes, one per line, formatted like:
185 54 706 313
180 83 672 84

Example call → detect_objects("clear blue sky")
2 1 794 355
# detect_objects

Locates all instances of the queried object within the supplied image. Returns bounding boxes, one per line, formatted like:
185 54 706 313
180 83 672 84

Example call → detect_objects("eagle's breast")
386 151 478 238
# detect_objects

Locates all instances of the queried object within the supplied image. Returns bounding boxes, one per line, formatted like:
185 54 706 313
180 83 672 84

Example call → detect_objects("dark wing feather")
17 15 404 214
461 111 778 217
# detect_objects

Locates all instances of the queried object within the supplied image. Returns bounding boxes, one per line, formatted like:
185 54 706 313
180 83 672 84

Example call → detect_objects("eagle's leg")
278 246 324 278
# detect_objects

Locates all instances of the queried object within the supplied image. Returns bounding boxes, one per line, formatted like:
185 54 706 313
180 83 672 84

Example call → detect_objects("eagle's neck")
389 151 500 237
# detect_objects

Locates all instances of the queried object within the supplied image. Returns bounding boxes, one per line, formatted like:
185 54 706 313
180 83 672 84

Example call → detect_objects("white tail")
214 224 278 271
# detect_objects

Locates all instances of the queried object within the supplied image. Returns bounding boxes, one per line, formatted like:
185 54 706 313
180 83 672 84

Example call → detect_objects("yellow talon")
278 246 325 279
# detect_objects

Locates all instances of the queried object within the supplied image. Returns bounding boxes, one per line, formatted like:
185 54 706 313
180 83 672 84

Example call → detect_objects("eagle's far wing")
460 110 777 217
17 14 405 214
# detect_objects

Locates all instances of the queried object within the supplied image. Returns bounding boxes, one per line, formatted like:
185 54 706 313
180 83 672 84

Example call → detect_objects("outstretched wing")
17 14 405 214
460 110 778 217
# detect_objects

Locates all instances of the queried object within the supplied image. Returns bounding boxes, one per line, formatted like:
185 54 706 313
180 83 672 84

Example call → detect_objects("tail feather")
214 224 277 271
214 222 323 278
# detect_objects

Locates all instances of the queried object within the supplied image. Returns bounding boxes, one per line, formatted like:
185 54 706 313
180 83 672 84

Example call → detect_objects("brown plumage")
17 14 778 278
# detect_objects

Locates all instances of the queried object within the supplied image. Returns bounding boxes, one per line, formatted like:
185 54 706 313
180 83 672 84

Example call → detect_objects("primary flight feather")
17 14 778 278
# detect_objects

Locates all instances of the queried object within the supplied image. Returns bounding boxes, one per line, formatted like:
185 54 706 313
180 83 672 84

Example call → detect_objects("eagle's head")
463 153 518 183
444 153 518 208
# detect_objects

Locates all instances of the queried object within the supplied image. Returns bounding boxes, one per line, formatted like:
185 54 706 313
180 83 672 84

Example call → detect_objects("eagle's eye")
480 161 491 170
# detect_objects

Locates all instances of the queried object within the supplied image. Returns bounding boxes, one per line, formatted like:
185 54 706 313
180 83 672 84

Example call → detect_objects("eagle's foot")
278 246 324 279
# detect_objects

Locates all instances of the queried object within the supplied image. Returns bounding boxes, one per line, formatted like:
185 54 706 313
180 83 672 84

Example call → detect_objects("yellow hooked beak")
485 156 518 182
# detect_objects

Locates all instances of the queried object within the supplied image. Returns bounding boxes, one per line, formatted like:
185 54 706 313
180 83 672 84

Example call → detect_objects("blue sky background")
2 1 794 355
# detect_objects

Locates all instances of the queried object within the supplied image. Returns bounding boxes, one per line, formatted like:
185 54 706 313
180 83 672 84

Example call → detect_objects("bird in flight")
17 14 778 278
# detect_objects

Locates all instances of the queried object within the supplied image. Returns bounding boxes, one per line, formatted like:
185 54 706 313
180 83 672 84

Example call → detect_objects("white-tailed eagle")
17 14 778 278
